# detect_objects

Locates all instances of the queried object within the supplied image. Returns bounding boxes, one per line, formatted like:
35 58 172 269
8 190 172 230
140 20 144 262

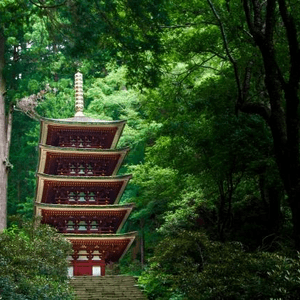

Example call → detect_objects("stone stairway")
70 275 148 300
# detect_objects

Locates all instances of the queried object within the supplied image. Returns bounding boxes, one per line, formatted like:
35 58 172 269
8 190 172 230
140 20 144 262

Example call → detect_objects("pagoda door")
72 260 106 276
73 261 93 276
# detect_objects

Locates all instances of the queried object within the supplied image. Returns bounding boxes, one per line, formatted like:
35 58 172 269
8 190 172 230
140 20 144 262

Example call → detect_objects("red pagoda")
34 73 136 276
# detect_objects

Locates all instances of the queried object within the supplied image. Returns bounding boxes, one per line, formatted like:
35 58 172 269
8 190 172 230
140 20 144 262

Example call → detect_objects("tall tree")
54 0 300 249
0 32 6 229
207 0 300 249
0 0 29 230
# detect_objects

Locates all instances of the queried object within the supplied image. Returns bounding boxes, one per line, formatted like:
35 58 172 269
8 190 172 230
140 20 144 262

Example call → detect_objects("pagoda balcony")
36 204 134 235
35 174 132 205
42 217 121 234
58 134 108 149
48 128 117 149
52 187 119 205
38 146 129 177
67 234 137 264
49 159 119 177
40 119 126 150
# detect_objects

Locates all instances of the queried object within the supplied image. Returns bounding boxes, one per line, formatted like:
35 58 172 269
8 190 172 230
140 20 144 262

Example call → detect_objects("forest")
1 0 300 299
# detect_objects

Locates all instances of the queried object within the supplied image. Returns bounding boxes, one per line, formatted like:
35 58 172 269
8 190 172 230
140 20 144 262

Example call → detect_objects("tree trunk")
140 219 145 268
238 0 300 249
289 190 300 250
0 33 7 231
259 174 282 236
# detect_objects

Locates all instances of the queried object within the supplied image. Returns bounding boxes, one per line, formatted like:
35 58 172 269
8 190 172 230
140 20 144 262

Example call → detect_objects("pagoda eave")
40 116 127 125
36 173 132 181
64 232 137 239
39 144 130 153
35 202 135 210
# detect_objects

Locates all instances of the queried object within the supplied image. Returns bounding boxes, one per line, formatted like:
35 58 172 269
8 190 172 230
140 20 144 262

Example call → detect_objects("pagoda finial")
74 72 84 116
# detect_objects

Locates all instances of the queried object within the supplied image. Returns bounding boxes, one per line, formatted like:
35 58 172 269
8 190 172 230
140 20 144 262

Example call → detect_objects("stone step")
70 276 147 300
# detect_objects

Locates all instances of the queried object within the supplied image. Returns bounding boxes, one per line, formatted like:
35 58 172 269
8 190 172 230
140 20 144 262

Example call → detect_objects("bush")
0 221 74 299
139 231 300 300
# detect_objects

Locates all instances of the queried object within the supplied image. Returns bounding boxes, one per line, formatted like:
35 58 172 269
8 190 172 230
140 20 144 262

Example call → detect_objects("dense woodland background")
1 0 300 299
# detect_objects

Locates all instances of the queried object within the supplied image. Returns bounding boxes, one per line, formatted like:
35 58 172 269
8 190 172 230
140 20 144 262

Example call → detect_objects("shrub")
139 231 300 300
0 221 74 299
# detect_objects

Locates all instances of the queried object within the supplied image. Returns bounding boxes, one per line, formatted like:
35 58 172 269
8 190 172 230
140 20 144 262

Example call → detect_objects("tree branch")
159 23 197 29
5 104 13 161
277 0 300 86
242 61 253 101
176 55 217 85
207 0 242 103
265 0 276 44
243 0 255 36
252 0 264 34
238 102 271 123
243 0 264 42
29 0 67 9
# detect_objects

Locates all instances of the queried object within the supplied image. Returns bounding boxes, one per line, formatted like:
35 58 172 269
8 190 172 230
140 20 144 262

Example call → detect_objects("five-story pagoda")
34 73 136 276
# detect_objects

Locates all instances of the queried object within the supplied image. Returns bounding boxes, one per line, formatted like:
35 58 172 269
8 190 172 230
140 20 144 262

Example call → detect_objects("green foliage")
7 113 38 219
36 79 75 119
0 221 74 299
3 0 299 294
84 65 155 173
140 231 300 300
137 68 281 245
139 231 205 300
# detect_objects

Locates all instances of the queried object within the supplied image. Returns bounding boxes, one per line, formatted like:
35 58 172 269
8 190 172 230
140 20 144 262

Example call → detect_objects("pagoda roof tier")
66 232 137 264
40 117 126 149
35 203 134 234
36 173 132 205
38 145 130 176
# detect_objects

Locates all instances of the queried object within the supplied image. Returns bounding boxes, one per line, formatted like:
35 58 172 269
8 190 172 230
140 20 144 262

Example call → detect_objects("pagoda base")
69 259 106 276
